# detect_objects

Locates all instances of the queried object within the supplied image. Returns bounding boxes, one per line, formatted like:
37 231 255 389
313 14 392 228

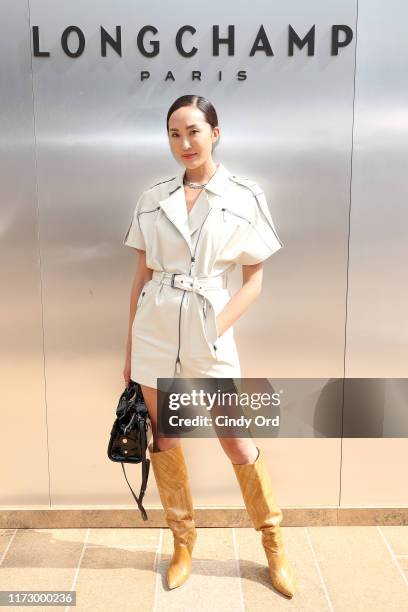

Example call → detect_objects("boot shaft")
149 443 196 551
232 447 283 530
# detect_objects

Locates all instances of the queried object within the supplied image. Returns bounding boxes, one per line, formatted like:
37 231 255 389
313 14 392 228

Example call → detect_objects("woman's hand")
214 263 263 339
215 314 223 338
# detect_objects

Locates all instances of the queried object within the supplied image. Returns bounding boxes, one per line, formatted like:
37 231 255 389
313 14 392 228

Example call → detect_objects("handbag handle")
119 418 150 521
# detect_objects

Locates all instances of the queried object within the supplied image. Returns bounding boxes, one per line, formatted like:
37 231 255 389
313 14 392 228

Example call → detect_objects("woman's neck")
184 160 218 184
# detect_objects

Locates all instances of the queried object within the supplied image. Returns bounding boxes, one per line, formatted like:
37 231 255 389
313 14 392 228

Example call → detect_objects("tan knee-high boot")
232 447 296 598
148 443 197 589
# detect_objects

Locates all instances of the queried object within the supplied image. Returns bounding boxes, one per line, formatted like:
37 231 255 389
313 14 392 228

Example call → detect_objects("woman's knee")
219 438 258 464
152 436 181 452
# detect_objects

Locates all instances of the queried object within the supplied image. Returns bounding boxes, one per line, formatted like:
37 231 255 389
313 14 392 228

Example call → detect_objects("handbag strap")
120 422 150 521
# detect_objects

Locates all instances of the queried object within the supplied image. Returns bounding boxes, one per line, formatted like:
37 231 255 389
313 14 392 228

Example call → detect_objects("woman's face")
168 105 220 168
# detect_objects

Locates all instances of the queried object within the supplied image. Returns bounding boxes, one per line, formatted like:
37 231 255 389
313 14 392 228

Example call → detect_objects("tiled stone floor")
1 526 408 611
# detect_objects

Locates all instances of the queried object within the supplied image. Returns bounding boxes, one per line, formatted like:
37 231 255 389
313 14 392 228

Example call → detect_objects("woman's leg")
217 436 258 464
141 383 196 590
218 435 296 598
140 384 179 451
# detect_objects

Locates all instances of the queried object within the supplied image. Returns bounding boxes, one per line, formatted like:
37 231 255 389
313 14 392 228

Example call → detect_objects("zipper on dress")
193 209 218 361
195 209 213 251
191 209 212 323
173 211 213 376
174 290 186 375
137 206 161 217
221 207 251 224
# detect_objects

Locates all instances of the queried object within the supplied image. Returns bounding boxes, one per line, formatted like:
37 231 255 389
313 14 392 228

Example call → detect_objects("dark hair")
166 95 219 133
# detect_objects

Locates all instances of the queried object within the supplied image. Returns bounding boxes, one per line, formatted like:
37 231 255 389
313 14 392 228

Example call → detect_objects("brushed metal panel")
347 0 408 377
26 0 357 506
1 0 405 510
0 1 50 504
342 0 408 505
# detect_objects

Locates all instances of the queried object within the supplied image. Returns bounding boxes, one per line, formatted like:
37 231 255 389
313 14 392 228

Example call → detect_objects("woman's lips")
183 153 197 159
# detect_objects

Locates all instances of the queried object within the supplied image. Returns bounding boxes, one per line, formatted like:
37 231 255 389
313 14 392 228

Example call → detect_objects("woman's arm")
125 250 153 361
215 262 263 337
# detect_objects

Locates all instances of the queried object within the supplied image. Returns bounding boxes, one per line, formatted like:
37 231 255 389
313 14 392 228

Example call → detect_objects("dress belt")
151 271 227 359
151 270 228 293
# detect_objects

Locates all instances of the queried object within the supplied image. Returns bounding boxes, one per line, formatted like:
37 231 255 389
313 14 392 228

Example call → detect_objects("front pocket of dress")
210 341 219 360
132 280 157 339
136 288 147 309
202 293 228 361
136 279 154 310
132 290 147 333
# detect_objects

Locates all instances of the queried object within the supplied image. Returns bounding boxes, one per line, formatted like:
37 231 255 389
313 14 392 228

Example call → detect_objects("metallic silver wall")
1 0 407 508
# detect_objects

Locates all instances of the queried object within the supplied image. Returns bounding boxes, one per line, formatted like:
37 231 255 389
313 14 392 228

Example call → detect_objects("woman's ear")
212 127 220 151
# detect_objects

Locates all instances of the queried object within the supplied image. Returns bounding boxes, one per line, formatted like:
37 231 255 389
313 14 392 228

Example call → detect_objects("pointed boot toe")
262 528 296 597
266 554 296 597
166 543 192 589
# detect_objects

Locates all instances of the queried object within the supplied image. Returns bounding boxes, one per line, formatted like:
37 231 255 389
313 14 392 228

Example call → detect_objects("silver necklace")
183 179 206 189
183 167 217 189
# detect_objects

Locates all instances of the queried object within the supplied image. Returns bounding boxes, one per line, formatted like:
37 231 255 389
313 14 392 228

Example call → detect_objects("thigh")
141 383 180 451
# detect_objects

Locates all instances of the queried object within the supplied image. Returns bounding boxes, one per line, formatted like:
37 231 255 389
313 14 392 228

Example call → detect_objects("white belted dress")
123 162 283 389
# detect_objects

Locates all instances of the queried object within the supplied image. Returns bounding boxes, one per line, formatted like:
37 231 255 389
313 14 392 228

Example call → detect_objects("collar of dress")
172 160 231 197
157 162 232 253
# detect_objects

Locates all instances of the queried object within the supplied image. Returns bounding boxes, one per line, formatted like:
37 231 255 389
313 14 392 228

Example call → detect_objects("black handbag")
107 379 151 521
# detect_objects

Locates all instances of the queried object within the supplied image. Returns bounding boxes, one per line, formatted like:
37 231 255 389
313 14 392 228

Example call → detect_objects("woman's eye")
170 131 198 138
171 131 198 137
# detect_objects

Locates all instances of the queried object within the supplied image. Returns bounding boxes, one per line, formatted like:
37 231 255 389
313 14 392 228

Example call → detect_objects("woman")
123 95 296 598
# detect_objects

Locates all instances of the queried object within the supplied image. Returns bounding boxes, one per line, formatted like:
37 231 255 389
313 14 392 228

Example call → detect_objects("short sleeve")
123 192 146 251
234 190 283 265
